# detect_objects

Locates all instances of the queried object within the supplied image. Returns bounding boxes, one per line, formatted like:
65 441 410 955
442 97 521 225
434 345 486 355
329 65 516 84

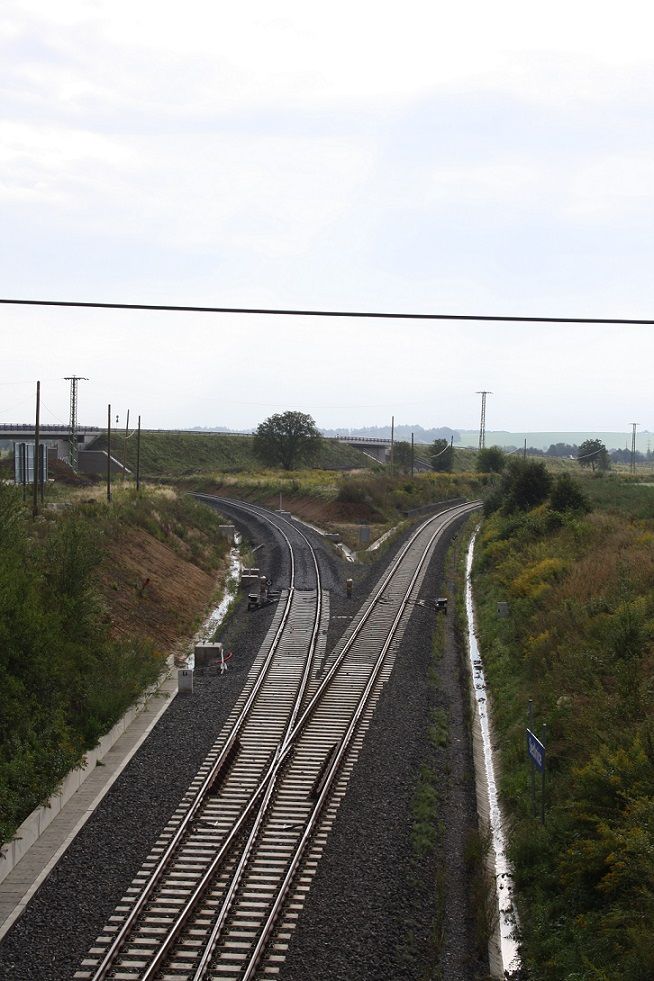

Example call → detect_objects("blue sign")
527 729 545 773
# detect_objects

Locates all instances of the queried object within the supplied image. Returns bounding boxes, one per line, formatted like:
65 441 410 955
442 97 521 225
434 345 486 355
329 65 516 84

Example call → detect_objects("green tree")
477 445 506 473
578 438 610 472
431 438 454 472
500 459 552 512
550 473 591 513
253 411 322 471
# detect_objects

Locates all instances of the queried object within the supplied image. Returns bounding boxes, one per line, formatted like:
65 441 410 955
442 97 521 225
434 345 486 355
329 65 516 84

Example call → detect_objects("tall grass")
473 494 654 979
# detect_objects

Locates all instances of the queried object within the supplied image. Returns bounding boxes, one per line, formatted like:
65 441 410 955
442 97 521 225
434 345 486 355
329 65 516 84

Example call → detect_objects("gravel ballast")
282 516 488 981
0 502 485 981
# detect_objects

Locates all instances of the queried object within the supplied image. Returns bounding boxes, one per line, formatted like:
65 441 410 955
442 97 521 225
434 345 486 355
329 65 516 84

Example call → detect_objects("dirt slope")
98 524 221 651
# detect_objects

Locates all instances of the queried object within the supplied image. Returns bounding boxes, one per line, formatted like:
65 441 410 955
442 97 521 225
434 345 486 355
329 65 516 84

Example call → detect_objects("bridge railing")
0 425 397 445
332 435 391 444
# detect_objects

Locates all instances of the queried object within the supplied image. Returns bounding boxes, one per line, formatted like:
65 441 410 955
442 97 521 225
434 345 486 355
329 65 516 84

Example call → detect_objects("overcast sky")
3 1 654 437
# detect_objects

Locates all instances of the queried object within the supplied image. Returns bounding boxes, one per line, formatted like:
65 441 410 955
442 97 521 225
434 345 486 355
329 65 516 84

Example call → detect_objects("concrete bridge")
0 424 108 476
331 436 436 470
0 424 102 448
332 436 391 463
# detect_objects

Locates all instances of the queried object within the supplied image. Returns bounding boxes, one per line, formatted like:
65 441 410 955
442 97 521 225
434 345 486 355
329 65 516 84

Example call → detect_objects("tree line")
251 411 649 476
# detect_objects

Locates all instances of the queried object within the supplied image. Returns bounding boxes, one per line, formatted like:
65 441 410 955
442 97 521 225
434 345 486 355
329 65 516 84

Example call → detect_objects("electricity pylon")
477 391 492 449
630 422 639 474
64 375 88 471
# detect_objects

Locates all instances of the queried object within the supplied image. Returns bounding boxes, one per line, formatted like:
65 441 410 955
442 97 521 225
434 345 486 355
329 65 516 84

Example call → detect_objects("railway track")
76 499 477 980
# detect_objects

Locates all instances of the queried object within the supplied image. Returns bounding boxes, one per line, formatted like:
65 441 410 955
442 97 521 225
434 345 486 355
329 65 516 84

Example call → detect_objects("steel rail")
135 499 325 981
241 502 477 979
186 501 333 979
190 501 478 979
210 501 477 783
87 499 475 980
88 505 310 981
280 501 480 754
194 496 323 741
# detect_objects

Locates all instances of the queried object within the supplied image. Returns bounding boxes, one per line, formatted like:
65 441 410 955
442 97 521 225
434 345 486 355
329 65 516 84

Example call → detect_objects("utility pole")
630 423 638 474
107 404 112 503
392 416 396 473
32 380 41 518
123 409 130 481
476 391 492 449
524 437 527 461
63 375 88 471
136 415 141 492
411 431 414 479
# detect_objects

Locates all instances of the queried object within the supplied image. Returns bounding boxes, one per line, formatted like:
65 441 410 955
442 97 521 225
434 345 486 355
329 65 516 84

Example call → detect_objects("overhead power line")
1 297 654 323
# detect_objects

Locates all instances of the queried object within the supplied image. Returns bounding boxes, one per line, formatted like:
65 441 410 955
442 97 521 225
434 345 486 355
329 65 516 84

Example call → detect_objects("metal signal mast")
477 390 492 449
630 422 639 474
64 375 88 471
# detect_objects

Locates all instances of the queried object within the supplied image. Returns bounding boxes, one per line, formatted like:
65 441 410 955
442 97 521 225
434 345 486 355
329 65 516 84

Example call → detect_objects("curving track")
76 499 477 980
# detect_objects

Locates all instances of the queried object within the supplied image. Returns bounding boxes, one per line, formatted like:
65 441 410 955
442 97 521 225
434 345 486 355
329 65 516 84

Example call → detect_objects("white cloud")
6 0 654 117
423 162 542 209
3 0 654 432
562 154 654 219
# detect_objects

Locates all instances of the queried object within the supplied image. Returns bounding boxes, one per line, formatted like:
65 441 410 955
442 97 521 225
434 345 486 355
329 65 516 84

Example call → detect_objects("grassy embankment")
0 485 230 847
472 474 654 979
181 469 487 549
90 430 484 478
80 430 486 547
91 430 373 476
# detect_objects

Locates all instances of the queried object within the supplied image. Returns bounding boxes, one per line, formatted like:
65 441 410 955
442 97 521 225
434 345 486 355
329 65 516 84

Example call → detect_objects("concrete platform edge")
0 661 178 942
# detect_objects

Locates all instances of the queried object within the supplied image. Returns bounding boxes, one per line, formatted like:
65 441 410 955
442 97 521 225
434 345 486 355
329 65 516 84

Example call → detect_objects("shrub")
472 491 654 978
477 446 506 473
336 479 369 504
500 460 552 513
550 473 591 514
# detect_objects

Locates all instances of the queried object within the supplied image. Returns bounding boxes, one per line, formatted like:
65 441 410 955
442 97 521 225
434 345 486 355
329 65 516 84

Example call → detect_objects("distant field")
456 430 653 451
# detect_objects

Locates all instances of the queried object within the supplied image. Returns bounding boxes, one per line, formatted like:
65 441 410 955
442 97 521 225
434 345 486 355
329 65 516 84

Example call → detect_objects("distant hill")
189 424 652 454
457 430 652 452
321 424 459 444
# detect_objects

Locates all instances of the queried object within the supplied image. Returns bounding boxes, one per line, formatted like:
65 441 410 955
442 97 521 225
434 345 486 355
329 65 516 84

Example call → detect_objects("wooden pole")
411 431 414 479
123 408 129 482
136 415 141 492
528 700 536 817
32 380 40 518
107 404 112 502
541 722 547 825
390 415 395 474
